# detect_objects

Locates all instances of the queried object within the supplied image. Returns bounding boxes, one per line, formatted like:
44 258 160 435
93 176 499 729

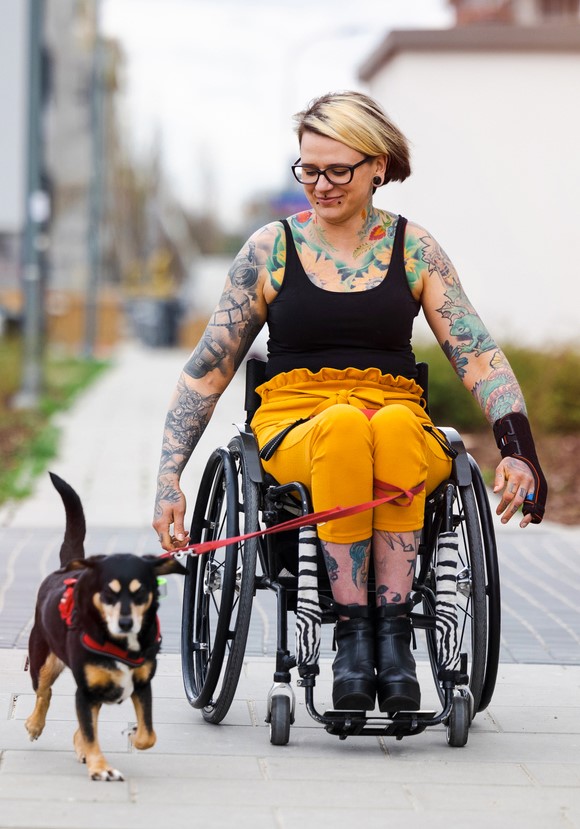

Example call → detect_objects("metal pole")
15 0 46 409
84 0 104 358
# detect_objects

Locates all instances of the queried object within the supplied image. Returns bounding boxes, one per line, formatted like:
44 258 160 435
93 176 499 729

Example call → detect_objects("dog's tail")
49 472 86 566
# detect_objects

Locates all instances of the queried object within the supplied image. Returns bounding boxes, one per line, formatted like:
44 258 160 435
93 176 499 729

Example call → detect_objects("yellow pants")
251 368 453 543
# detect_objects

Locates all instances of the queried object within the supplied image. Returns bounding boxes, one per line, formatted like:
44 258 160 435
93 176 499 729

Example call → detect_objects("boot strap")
375 601 413 618
331 602 373 619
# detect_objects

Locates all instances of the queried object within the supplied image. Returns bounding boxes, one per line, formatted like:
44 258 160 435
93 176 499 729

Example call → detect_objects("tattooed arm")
405 222 535 527
153 223 283 550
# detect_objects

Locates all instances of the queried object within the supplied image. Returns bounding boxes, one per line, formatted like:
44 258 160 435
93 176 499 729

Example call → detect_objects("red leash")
161 480 425 559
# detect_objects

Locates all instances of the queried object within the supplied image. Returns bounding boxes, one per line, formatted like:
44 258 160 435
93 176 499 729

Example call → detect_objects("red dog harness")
59 577 161 668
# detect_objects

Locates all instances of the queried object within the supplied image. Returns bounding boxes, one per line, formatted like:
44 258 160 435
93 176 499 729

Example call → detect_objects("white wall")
368 51 580 346
0 3 27 231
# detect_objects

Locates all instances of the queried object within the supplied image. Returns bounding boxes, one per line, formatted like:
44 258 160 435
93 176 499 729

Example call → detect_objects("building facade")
359 16 580 345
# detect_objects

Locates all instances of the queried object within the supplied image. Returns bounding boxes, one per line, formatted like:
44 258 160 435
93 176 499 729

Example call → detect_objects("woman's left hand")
493 456 536 527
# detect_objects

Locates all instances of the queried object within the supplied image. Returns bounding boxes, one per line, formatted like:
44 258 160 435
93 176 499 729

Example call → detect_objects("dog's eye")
130 586 149 604
101 587 120 604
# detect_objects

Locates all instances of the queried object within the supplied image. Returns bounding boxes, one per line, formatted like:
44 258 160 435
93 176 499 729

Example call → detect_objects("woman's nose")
315 173 334 192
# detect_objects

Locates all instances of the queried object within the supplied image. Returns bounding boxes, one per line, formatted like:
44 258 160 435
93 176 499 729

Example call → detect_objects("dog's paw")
130 726 156 751
90 767 125 782
24 717 43 741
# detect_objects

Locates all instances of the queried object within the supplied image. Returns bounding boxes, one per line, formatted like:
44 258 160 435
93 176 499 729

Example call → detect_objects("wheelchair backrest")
244 358 429 424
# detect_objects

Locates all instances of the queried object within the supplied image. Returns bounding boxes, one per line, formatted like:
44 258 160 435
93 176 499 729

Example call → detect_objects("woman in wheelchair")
153 90 547 714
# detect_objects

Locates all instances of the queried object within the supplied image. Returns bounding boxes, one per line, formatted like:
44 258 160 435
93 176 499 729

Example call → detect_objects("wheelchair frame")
180 360 501 747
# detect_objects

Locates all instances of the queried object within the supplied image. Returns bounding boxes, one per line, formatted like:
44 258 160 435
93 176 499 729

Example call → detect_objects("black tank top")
264 216 420 381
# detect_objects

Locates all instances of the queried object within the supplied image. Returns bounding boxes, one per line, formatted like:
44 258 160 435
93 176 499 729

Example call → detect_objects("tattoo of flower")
158 379 220 478
442 340 469 379
266 227 286 291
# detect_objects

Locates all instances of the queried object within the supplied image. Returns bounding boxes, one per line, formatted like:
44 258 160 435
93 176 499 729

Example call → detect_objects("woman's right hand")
152 475 190 551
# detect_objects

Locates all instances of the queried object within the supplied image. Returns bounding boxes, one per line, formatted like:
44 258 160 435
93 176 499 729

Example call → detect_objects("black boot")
375 615 421 713
332 618 376 711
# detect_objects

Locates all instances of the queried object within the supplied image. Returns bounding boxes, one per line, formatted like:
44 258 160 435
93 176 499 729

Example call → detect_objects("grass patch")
0 337 110 505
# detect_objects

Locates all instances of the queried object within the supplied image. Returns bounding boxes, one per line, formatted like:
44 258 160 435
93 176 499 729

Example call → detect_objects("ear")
63 555 106 572
144 554 187 576
374 153 387 182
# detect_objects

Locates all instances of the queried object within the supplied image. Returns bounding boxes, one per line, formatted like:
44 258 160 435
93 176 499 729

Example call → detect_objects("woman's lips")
315 195 341 205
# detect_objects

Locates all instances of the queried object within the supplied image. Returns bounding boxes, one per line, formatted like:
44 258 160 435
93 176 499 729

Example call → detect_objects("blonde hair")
293 91 411 185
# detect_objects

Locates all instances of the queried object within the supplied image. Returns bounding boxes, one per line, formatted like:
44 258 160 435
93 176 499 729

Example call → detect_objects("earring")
373 175 382 186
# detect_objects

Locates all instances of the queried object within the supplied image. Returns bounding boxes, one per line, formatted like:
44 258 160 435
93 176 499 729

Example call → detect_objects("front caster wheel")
269 695 291 746
447 694 470 747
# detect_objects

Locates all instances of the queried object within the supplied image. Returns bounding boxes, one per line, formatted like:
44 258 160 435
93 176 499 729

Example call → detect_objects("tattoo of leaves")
376 584 388 606
350 539 370 587
321 544 339 582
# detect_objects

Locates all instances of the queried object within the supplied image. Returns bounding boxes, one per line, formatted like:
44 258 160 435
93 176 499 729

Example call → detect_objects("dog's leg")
25 651 65 740
130 683 157 750
75 693 124 781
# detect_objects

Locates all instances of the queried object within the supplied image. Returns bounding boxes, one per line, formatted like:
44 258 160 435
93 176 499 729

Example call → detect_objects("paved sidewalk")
0 341 246 530
1 341 580 828
2 650 580 828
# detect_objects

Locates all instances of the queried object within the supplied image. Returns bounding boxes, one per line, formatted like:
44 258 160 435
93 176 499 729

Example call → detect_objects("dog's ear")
63 555 106 572
145 555 187 576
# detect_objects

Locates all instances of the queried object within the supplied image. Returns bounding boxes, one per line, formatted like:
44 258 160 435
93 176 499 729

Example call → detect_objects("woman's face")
298 131 386 227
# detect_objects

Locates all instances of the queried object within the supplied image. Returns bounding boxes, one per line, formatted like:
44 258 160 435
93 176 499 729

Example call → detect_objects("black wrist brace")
492 412 548 524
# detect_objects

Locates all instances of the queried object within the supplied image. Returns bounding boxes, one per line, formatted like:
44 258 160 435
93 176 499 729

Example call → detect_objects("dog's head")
65 553 185 641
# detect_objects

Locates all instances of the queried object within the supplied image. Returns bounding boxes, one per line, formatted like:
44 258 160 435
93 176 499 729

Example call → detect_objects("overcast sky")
102 0 452 227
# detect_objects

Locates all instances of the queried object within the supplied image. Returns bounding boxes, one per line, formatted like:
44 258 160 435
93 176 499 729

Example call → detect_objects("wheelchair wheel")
269 695 291 746
181 435 258 723
447 693 470 748
422 481 487 714
469 457 501 712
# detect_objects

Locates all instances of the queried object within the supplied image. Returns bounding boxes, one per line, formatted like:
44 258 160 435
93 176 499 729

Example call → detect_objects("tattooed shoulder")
261 222 286 293
228 239 260 291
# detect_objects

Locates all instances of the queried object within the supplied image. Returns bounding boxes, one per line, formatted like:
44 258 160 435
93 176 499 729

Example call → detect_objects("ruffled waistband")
251 367 431 443
256 366 424 401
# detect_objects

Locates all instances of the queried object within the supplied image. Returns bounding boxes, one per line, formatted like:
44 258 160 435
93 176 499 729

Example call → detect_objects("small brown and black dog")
25 472 185 781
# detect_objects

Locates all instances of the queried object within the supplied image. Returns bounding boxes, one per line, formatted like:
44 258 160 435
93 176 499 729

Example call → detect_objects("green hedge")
414 343 580 434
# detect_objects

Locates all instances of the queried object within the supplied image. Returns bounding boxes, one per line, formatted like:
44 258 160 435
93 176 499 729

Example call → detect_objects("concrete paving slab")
0 801 278 829
0 717 130 753
0 773 131 802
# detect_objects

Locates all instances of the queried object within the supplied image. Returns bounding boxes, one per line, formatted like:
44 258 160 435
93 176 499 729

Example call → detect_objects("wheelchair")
180 359 501 748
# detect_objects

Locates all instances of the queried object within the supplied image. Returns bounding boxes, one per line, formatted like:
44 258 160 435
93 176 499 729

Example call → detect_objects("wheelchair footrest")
321 709 437 739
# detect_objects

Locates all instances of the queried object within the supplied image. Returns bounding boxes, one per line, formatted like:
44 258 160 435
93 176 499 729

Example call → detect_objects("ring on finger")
525 492 535 502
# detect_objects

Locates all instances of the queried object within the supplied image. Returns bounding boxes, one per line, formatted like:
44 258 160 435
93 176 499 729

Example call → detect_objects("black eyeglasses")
291 156 371 185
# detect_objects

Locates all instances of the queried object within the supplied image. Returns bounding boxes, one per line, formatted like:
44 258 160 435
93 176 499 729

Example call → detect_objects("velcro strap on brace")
492 412 548 523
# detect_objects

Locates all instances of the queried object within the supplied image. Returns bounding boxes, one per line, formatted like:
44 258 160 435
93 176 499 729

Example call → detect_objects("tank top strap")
391 215 408 282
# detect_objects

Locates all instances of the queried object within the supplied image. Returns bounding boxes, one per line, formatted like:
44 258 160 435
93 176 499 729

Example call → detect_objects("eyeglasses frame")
291 155 372 186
